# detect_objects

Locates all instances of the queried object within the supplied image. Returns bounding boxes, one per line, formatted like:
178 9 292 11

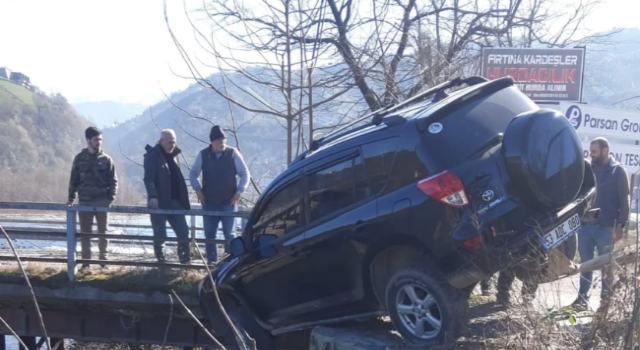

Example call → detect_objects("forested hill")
0 80 140 203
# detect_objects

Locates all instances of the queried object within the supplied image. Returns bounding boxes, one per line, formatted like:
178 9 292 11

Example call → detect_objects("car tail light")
461 235 483 251
417 171 469 208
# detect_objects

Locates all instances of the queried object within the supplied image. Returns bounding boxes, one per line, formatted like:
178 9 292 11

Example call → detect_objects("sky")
0 0 639 106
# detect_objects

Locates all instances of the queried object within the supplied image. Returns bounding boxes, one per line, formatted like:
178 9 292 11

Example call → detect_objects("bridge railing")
0 202 252 282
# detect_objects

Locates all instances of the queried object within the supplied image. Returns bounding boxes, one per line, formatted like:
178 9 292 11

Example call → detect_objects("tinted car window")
308 155 368 223
421 86 538 170
361 138 399 194
253 180 304 238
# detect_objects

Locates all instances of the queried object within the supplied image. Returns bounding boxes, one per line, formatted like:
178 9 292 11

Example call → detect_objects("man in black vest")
143 129 192 264
572 137 629 310
190 125 250 263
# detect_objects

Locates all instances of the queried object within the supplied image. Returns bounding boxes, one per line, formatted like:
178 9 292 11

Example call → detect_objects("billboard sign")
481 47 586 102
581 141 640 175
559 102 640 141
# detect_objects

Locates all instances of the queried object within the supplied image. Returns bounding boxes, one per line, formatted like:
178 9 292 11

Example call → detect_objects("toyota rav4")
199 76 597 349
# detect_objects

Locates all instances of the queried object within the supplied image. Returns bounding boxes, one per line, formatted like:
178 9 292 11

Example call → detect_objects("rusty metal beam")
0 307 218 348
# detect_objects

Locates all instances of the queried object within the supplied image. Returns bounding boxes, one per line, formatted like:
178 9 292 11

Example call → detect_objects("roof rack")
309 76 488 152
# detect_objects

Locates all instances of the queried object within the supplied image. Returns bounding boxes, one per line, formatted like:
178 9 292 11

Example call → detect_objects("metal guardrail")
0 202 252 281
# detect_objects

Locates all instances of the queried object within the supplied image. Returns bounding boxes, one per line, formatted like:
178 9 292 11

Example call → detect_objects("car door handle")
353 220 366 233
290 247 301 257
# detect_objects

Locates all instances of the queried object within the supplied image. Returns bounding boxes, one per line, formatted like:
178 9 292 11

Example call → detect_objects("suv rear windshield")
420 86 538 170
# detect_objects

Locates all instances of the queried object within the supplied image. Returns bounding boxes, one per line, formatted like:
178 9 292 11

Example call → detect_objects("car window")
307 155 369 223
252 179 304 238
421 86 538 170
361 138 399 194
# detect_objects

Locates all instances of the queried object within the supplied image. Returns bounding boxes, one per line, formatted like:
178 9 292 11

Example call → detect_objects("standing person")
190 125 250 263
67 127 118 271
143 130 192 264
572 137 630 310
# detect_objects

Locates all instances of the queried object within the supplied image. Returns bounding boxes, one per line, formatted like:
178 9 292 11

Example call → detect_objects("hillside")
103 69 361 203
0 79 34 106
0 81 140 203
582 28 640 109
73 101 146 128
106 29 640 201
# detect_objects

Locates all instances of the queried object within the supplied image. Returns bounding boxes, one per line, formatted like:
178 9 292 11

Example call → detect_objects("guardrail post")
66 209 76 282
190 215 197 239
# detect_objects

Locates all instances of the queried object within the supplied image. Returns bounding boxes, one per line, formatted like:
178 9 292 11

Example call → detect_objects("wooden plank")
0 256 68 263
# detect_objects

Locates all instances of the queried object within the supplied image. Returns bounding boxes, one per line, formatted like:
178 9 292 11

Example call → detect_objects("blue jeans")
578 224 614 300
203 202 237 262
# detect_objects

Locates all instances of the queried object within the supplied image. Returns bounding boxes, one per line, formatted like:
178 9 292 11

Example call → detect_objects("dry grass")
0 263 205 296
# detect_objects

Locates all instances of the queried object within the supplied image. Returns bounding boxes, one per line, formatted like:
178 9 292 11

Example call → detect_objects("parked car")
199 76 597 349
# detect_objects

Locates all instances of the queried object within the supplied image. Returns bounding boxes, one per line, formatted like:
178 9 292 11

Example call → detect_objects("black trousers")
150 200 191 262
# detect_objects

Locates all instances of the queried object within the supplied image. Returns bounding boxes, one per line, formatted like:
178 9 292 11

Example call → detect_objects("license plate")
542 213 581 252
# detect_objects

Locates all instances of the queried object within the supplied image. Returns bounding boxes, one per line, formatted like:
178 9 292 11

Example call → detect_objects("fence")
0 202 251 282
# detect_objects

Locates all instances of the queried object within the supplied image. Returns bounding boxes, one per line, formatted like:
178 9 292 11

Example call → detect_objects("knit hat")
85 126 102 140
209 125 226 142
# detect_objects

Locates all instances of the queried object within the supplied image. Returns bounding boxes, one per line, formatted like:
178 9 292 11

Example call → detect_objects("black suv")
199 76 597 349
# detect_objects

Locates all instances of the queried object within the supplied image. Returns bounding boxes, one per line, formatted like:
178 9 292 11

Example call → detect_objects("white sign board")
581 142 640 175
559 102 640 141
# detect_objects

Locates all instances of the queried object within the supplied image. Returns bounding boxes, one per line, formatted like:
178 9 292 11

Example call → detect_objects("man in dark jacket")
67 126 118 271
143 129 191 264
190 125 250 263
572 137 630 309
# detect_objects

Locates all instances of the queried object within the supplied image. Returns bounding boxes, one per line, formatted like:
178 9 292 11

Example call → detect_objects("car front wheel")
385 261 468 346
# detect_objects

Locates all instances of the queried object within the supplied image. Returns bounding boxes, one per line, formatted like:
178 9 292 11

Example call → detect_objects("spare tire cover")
502 109 584 211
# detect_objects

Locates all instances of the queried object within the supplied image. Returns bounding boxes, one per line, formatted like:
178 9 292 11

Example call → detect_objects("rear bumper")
447 185 596 289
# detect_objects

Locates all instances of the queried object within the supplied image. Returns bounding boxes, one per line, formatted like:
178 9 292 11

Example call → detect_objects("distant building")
9 72 31 87
0 67 10 80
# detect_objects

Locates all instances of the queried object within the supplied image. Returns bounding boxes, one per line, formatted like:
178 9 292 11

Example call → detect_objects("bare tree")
165 0 610 168
164 0 359 164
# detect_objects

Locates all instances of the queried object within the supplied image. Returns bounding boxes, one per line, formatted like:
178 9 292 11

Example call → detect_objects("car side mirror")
229 237 246 257
258 234 278 259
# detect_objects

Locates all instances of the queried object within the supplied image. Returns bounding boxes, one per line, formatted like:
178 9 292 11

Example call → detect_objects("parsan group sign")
581 142 640 175
481 47 585 102
559 102 640 141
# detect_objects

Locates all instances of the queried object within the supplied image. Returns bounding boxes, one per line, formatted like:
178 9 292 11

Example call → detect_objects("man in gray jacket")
190 125 250 263
144 129 191 264
572 137 630 309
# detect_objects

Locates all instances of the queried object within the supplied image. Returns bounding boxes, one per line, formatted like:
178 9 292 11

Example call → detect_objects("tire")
502 109 584 211
222 308 275 350
385 261 468 346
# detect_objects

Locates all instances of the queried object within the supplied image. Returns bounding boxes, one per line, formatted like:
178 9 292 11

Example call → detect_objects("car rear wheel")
385 261 468 346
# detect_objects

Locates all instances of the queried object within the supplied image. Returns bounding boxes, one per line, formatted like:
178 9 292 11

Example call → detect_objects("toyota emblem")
482 190 494 202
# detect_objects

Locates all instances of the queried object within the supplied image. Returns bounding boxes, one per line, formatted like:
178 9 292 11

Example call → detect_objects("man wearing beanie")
67 126 118 272
190 125 250 263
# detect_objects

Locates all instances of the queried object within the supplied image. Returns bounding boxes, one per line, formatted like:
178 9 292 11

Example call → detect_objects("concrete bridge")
0 202 258 349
